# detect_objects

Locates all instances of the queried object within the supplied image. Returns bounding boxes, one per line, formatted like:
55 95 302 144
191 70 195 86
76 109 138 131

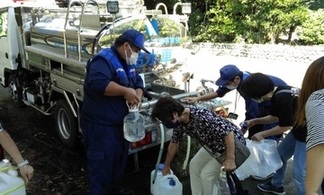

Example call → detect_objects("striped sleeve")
305 89 324 151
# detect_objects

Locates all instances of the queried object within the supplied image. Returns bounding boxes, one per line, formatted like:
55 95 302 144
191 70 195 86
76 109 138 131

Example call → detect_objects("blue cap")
169 178 176 186
158 163 164 170
215 64 240 86
119 29 150 53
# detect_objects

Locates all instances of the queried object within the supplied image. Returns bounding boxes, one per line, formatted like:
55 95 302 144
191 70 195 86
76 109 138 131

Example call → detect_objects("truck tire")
8 75 24 107
54 100 78 147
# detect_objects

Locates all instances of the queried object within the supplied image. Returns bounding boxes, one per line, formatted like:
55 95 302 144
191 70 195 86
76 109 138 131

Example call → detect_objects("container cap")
158 163 164 170
169 178 176 186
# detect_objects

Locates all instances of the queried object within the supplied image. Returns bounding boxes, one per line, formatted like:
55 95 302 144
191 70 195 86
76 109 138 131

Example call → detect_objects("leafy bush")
297 9 324 45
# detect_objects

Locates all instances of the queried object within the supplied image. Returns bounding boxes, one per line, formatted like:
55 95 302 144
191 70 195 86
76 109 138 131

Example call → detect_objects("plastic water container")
158 175 182 195
150 163 164 195
123 105 145 142
212 169 230 195
150 163 174 195
0 160 26 195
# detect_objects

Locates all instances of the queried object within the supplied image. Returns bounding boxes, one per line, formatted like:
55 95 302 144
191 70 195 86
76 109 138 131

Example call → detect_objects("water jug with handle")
150 163 164 195
0 159 26 195
212 167 231 195
123 102 145 142
150 163 174 195
158 174 182 195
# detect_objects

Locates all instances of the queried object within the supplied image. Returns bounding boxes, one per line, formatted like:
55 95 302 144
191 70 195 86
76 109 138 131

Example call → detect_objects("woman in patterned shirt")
151 96 245 195
295 56 324 195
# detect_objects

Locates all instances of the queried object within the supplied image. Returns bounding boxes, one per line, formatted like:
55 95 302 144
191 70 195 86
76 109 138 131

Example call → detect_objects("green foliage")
195 0 309 44
297 9 324 45
144 0 323 44
309 0 324 10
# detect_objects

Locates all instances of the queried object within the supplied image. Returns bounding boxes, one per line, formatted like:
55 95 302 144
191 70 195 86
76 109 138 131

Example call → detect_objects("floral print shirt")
171 107 245 154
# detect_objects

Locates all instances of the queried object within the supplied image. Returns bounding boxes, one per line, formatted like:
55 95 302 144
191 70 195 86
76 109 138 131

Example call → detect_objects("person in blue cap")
186 64 287 140
184 64 287 190
81 29 149 195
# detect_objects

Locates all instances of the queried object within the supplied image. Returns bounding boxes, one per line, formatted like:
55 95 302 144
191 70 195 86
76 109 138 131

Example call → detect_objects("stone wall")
196 43 324 64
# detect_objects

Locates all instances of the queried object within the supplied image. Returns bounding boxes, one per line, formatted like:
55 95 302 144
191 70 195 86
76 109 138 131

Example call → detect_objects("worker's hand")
183 97 197 104
124 88 140 107
19 165 34 184
251 132 264 141
162 165 171 176
244 119 255 129
222 158 236 171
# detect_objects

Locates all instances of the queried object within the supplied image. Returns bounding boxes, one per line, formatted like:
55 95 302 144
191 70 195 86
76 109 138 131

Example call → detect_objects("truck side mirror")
107 0 119 15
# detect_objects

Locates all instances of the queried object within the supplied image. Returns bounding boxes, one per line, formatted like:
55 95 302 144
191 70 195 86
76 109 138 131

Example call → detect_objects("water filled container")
212 170 230 195
150 163 164 195
151 164 175 195
158 174 182 195
0 160 26 195
123 105 145 142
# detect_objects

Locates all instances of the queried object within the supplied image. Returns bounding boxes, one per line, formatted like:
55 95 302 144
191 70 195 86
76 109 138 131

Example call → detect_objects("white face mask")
226 85 237 90
125 44 139 65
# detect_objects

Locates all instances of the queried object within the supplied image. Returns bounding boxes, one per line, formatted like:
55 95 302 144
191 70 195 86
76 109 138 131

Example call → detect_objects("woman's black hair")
240 73 274 99
151 96 184 123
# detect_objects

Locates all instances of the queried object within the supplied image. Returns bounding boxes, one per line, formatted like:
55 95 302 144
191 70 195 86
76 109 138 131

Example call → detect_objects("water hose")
152 122 165 184
182 135 191 170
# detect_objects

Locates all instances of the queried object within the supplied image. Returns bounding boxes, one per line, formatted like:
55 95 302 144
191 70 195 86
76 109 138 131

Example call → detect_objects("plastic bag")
235 139 283 180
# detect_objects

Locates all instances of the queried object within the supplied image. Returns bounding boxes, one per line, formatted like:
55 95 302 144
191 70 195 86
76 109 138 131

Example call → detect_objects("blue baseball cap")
215 65 240 86
119 29 150 53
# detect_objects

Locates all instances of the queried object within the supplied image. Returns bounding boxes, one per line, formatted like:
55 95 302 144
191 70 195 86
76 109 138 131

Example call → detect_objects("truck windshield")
98 15 191 52
97 15 194 89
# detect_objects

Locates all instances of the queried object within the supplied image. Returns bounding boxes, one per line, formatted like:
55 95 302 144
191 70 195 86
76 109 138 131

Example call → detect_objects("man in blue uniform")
81 29 149 194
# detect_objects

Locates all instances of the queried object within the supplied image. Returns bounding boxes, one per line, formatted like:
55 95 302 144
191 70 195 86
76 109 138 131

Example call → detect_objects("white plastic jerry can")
151 163 176 195
150 163 164 195
0 168 26 195
158 174 183 195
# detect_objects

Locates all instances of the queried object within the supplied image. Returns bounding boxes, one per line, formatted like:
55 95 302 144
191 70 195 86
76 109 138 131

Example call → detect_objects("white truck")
0 0 205 153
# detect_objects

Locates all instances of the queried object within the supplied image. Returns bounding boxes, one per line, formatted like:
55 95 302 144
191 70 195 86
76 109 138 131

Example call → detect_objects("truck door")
0 7 10 85
0 7 20 86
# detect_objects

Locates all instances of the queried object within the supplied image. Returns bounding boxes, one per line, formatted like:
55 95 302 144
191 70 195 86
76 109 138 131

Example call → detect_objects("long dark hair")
295 56 324 127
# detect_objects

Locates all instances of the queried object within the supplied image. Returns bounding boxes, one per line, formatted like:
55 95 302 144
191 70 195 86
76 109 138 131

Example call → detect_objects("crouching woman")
151 96 247 195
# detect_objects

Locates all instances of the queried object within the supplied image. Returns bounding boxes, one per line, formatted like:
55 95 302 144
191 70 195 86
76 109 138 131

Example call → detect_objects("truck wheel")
54 100 78 147
8 75 23 106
